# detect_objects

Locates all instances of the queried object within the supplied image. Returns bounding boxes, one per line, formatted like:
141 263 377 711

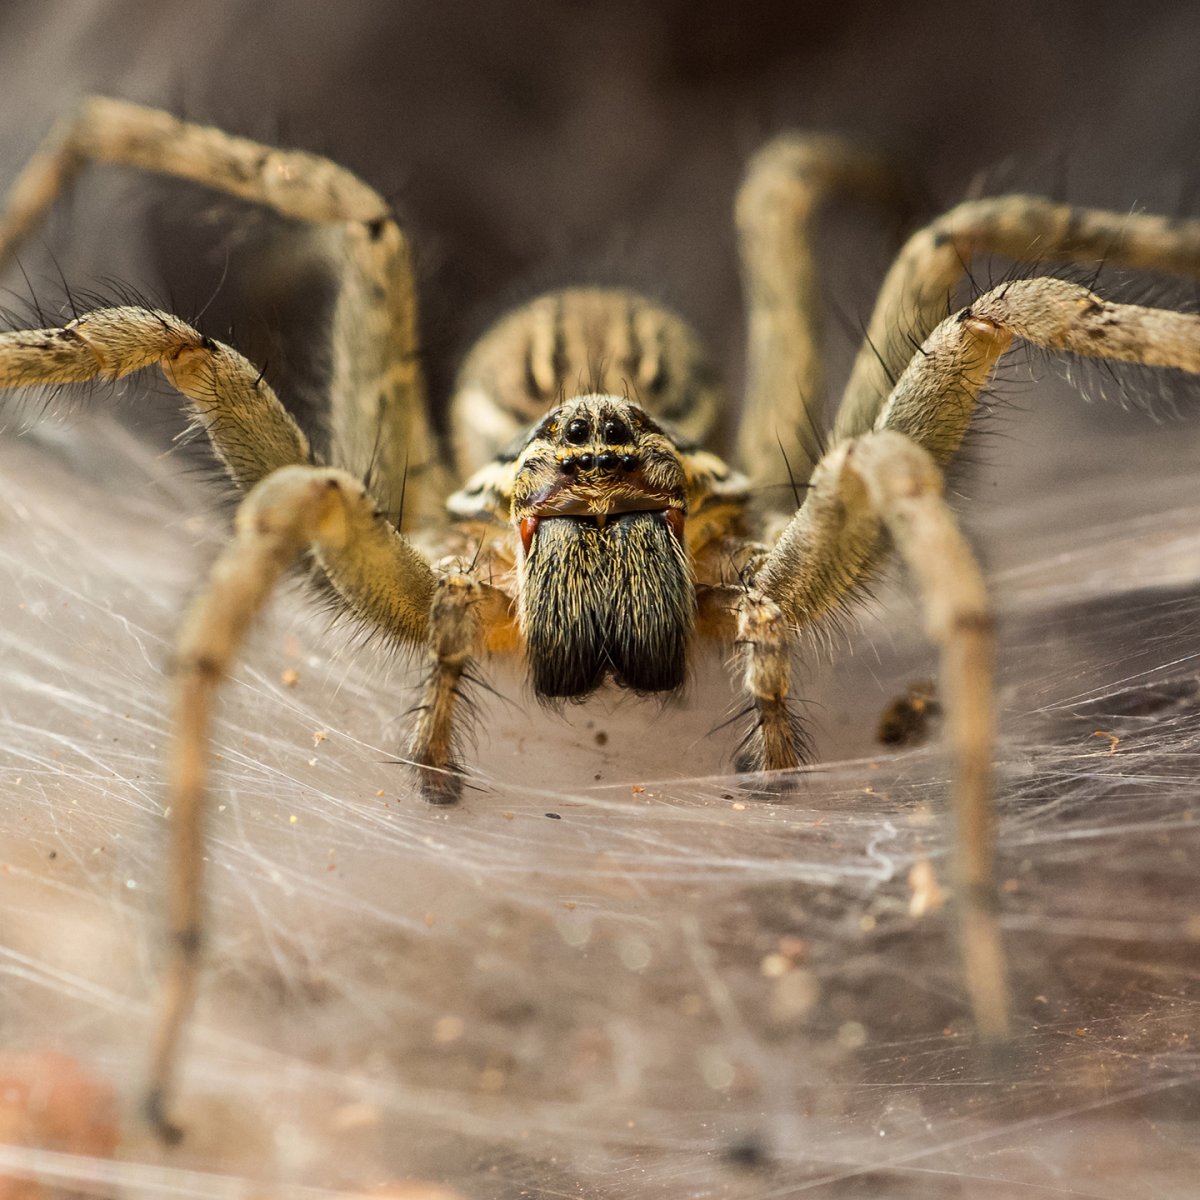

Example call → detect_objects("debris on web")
1 415 1198 1197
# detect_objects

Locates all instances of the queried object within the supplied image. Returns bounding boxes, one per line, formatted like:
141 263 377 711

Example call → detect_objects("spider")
2 97 1200 1142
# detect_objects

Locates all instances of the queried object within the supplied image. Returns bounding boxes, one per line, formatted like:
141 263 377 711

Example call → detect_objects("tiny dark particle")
723 1136 770 1169
545 812 562 820
594 730 609 746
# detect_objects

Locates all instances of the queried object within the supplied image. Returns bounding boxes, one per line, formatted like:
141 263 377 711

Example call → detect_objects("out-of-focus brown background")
3 0 1200 468
1 4 1199 1199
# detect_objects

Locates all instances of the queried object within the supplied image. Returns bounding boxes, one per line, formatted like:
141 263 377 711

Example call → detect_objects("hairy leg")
0 305 310 487
749 276 1200 1041
735 133 907 488
147 464 435 1140
876 276 1200 466
753 278 1200 756
837 196 1200 439
0 97 447 523
749 430 1008 1039
848 432 1007 1041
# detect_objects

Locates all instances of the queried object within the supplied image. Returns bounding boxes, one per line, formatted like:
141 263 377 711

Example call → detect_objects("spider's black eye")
620 454 638 471
565 417 591 445
577 453 595 471
602 417 631 444
597 452 619 471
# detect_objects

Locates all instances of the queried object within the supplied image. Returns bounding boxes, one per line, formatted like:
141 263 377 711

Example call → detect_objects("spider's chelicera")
506 397 695 698
4 98 1200 1138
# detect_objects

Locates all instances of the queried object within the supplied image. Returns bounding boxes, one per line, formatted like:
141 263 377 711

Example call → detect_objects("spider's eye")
565 418 590 445
602 417 631 444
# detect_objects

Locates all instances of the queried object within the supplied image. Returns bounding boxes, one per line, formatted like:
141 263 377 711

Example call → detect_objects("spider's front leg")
744 275 1200 1044
741 430 1009 1039
147 464 437 1140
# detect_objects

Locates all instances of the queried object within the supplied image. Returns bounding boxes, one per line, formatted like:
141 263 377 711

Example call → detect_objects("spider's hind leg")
736 133 911 491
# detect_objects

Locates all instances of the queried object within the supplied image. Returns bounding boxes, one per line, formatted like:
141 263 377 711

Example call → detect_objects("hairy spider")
3 98 1200 1140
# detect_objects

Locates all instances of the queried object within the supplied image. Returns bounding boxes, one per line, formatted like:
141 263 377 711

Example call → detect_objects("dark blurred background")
2 0 1199 473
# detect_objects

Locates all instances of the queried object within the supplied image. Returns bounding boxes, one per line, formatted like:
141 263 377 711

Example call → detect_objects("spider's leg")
875 277 1200 468
844 432 1006 1043
749 278 1200 1043
0 96 446 524
146 463 435 1142
837 196 1200 438
0 305 311 487
736 134 908 491
750 430 1008 1041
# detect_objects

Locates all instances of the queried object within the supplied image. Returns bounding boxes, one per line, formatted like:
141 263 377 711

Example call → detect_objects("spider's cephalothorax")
6 98 1200 1133
444 292 752 706
510 395 694 698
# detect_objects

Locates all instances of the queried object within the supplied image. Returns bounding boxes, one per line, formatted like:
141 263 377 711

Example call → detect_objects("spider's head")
511 395 695 699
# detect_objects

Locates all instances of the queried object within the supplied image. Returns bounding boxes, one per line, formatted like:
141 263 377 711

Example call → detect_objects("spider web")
0 410 1196 1199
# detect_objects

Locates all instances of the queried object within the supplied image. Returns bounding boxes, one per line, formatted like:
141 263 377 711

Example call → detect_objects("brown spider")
3 97 1200 1140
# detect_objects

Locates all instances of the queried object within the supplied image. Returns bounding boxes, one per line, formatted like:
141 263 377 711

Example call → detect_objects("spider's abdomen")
522 512 694 698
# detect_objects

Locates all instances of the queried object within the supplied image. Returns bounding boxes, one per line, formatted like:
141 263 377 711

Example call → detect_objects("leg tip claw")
143 1088 185 1146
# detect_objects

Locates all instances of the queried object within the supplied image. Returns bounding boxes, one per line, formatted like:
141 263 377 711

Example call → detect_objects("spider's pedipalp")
407 571 485 805
732 591 809 774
